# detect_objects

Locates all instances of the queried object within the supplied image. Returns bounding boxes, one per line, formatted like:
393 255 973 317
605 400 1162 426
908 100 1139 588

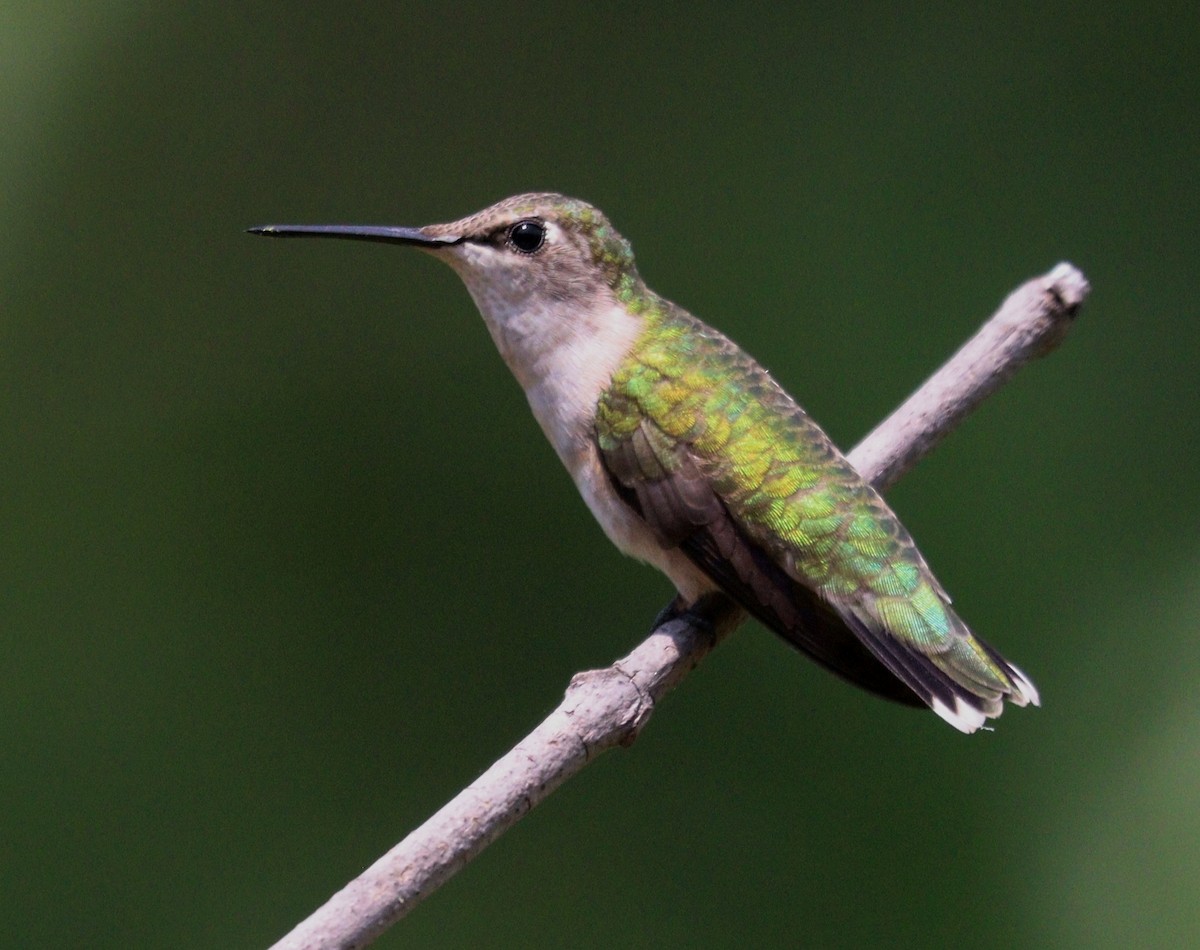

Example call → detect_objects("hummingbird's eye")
507 219 546 254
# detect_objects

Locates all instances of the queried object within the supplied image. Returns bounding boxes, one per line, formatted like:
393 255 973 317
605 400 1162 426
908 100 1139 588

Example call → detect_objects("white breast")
443 240 713 602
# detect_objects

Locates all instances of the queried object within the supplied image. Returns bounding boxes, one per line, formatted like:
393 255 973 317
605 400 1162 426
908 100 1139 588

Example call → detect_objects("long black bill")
246 224 462 247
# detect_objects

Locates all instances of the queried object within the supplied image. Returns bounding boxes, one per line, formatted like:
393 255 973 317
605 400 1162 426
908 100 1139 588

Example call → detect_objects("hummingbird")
249 193 1039 733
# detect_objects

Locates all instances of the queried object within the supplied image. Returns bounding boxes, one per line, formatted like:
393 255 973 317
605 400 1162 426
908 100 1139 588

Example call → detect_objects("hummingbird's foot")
650 595 690 631
651 592 742 647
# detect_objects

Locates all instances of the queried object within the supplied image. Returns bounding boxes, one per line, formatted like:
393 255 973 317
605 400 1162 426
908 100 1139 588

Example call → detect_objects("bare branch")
268 263 1090 950
854 263 1090 492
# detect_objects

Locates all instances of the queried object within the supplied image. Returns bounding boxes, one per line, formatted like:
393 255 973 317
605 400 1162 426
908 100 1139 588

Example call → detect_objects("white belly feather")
464 279 714 603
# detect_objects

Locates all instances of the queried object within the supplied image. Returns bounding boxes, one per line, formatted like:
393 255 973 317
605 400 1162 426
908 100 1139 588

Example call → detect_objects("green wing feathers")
596 302 1039 732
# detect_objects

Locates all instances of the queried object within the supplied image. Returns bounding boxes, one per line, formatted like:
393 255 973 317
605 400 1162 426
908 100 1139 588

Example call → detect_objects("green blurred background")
3 4 1198 947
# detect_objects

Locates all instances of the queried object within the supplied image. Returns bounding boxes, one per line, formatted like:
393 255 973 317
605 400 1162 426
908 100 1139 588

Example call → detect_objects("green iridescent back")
595 293 1021 705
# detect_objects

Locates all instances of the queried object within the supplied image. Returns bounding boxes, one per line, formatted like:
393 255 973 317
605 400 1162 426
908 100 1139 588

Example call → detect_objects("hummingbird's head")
249 193 643 314
249 194 649 388
421 193 643 315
